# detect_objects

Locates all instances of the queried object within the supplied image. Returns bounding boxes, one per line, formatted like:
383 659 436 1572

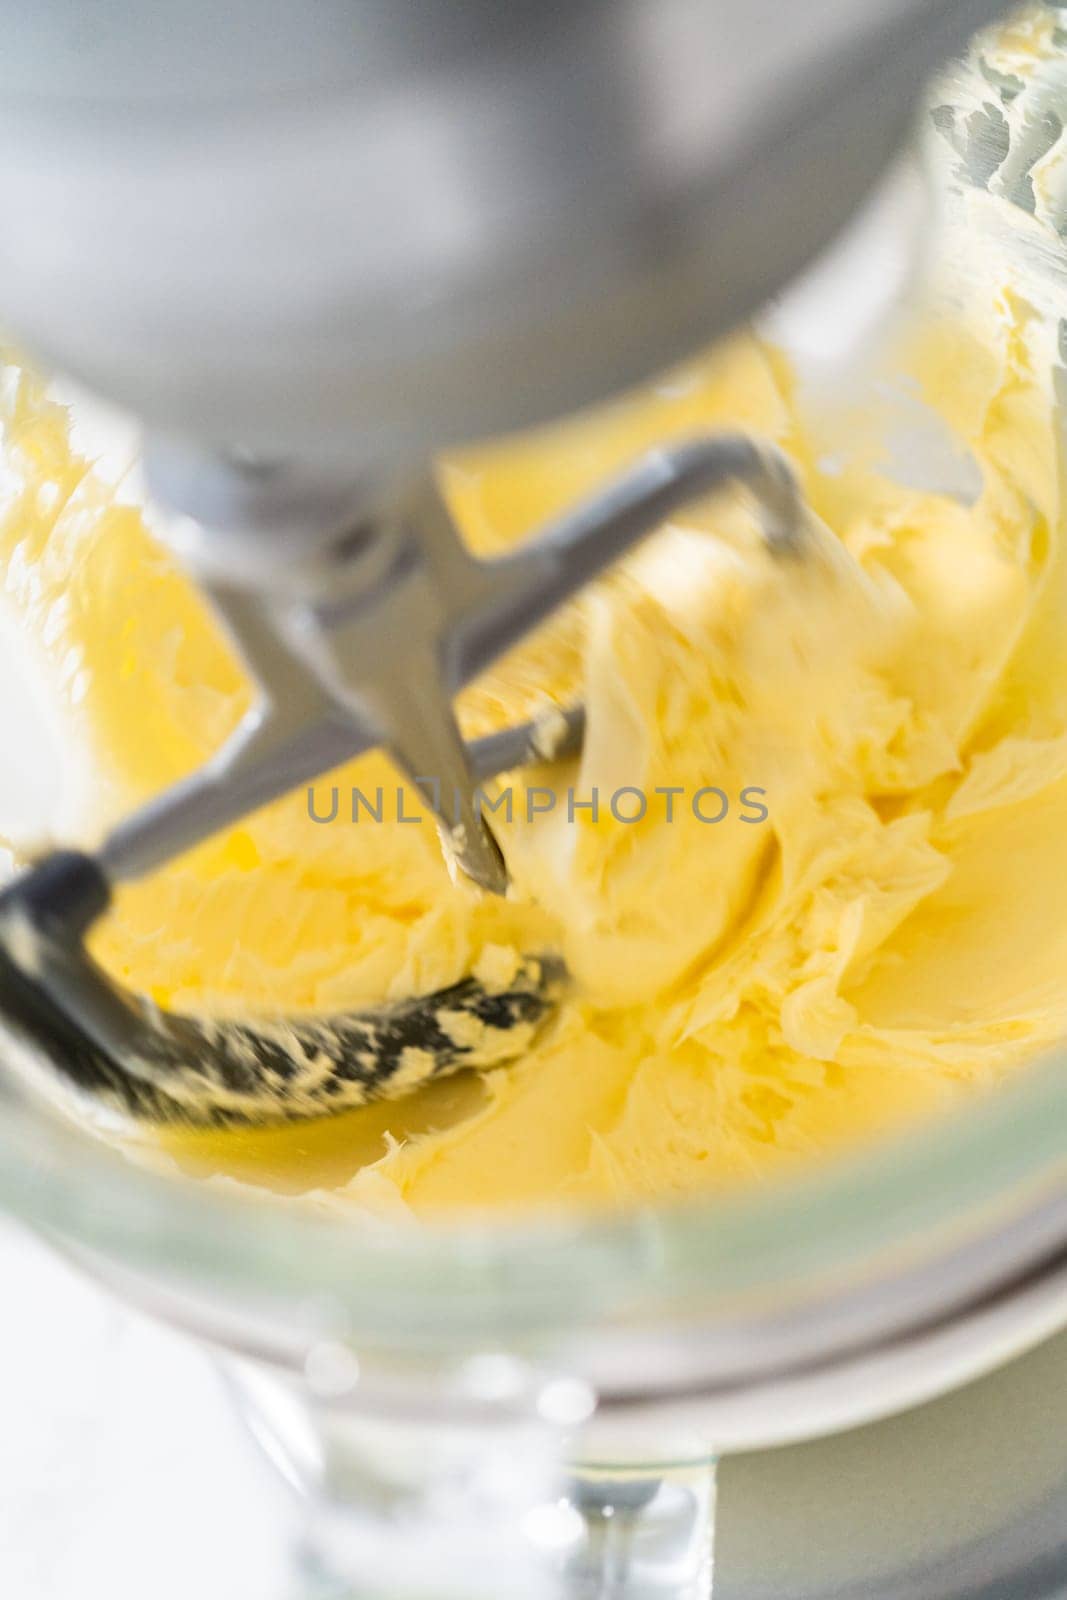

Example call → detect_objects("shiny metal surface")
112 436 800 888
716 1324 1067 1599
0 0 1009 468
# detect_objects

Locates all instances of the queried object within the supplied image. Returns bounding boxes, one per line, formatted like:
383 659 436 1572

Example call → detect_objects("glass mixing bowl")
5 14 1067 1598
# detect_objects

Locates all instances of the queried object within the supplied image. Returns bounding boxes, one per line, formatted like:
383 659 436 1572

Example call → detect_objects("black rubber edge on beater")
0 852 132 1100
8 849 111 935
0 851 563 1128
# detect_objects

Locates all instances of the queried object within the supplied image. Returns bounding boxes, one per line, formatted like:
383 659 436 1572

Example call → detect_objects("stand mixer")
12 6 1067 1600
0 0 1011 1124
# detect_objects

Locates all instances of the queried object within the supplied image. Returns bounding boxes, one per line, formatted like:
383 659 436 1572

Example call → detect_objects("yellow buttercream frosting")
1 174 1066 1215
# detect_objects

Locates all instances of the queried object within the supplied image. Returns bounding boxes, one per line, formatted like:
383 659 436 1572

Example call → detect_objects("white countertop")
0 1219 295 1600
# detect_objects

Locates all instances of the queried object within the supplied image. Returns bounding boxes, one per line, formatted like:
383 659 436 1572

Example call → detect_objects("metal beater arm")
100 435 801 894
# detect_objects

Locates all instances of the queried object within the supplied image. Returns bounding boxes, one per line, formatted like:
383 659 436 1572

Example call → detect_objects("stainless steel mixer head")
0 0 1010 462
